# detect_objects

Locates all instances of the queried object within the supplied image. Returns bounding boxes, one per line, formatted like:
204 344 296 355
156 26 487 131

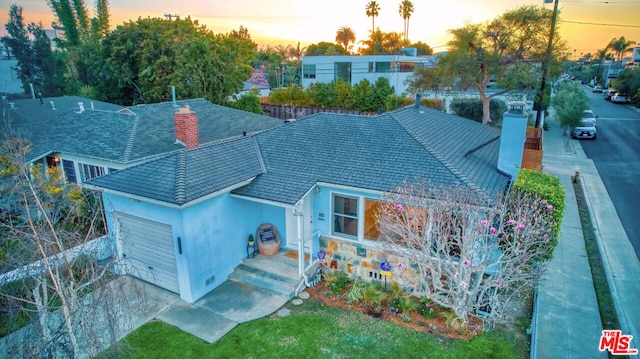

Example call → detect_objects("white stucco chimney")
498 101 528 179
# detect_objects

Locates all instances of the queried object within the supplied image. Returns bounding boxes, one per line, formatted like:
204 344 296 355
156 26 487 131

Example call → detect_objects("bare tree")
376 180 557 328
0 133 143 358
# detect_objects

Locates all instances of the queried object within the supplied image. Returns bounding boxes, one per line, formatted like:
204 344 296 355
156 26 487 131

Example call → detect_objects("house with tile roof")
85 101 529 303
2 96 283 184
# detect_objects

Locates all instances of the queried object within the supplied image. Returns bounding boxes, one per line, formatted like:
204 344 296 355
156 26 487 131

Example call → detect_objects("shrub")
322 271 350 293
417 298 437 319
449 98 507 125
345 278 367 304
420 98 444 111
511 169 565 259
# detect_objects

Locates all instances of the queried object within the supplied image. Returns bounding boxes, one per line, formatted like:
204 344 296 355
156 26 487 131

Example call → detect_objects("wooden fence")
260 103 376 120
522 127 543 170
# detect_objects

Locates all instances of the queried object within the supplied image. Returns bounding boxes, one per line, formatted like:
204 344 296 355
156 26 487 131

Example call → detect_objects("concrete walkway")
532 115 640 358
0 277 289 357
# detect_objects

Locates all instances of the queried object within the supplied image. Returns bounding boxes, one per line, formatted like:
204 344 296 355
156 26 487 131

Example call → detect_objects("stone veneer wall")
319 236 422 295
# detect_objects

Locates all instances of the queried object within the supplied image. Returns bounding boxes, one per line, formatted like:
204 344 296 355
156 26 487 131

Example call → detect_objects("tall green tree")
335 26 356 52
46 0 112 94
365 1 381 35
607 36 636 62
3 5 63 96
434 5 566 124
4 5 32 87
359 29 409 55
410 41 433 56
306 41 349 56
100 18 256 105
398 0 414 42
91 0 110 38
404 66 442 95
47 0 81 47
551 81 589 130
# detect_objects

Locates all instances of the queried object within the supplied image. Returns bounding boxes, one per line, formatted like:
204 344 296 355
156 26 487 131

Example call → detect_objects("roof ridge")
393 112 485 195
122 116 140 162
252 136 267 174
175 151 187 204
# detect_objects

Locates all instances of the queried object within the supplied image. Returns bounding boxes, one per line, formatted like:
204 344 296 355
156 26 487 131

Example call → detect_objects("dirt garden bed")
303 273 484 341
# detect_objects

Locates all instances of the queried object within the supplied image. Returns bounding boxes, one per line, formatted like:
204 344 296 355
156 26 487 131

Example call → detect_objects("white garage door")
116 212 179 293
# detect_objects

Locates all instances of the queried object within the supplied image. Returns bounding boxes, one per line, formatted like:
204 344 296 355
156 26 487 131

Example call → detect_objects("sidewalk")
532 115 640 358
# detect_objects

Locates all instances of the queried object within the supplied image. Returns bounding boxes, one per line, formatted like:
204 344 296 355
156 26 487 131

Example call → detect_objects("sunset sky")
1 0 639 57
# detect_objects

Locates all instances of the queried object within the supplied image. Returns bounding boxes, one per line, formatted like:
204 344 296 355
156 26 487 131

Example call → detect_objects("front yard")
100 292 529 359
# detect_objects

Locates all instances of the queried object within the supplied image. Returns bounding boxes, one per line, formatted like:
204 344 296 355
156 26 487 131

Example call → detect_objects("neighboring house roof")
5 96 283 164
87 136 265 205
87 104 510 206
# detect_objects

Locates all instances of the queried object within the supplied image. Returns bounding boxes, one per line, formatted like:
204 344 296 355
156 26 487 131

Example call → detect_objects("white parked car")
611 93 629 104
572 111 598 140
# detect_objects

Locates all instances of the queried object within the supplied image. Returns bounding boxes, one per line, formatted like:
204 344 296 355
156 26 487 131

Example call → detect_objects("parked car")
611 93 629 104
604 88 617 101
572 117 597 140
592 85 603 93
582 110 598 127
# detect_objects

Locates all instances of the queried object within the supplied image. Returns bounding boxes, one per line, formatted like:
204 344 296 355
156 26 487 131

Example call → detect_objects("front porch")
228 249 321 299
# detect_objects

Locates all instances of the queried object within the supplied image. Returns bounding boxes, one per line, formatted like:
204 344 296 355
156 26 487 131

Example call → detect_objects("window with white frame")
332 195 358 238
79 163 106 182
62 159 77 183
331 195 385 241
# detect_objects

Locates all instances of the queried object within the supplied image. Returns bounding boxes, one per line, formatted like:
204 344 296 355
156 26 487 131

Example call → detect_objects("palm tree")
336 26 356 52
273 44 292 61
365 1 381 35
288 42 306 66
607 36 636 62
398 0 414 42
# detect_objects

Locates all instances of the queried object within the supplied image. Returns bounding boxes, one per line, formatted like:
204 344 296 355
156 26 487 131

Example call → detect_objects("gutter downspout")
294 204 312 287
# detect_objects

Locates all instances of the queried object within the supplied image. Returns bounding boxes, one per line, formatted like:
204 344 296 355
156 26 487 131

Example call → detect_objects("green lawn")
100 297 527 359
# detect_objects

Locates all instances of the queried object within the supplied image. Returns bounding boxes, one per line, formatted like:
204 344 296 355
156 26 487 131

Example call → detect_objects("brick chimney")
174 107 199 149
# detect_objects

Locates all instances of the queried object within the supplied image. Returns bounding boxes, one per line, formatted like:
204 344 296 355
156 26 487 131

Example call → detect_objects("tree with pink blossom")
376 178 561 327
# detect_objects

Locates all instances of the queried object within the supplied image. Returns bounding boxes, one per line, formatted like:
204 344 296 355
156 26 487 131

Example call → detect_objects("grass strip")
573 179 621 332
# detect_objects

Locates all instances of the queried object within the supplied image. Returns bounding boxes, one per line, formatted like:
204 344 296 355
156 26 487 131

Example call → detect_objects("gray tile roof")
4 97 283 164
87 104 510 206
233 106 509 204
87 137 265 205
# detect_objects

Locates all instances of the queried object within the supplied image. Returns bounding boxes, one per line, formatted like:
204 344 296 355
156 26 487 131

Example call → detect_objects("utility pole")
534 0 559 128
164 13 179 21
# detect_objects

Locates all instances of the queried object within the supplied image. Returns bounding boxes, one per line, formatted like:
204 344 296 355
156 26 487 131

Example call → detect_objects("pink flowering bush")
376 177 562 328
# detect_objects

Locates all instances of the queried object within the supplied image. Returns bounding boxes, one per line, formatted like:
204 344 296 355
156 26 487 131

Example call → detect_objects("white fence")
0 235 111 286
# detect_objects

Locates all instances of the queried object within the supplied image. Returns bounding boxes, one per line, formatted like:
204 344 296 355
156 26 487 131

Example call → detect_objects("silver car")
572 117 597 140
611 93 629 104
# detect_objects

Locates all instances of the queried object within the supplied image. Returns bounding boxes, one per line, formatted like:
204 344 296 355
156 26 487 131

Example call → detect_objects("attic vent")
77 102 85 113
116 108 136 116
50 101 56 110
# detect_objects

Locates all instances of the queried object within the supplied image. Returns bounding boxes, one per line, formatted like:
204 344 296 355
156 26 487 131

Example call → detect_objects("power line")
563 20 640 28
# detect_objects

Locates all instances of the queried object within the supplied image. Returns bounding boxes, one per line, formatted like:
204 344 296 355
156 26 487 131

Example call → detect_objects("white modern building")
300 55 436 95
